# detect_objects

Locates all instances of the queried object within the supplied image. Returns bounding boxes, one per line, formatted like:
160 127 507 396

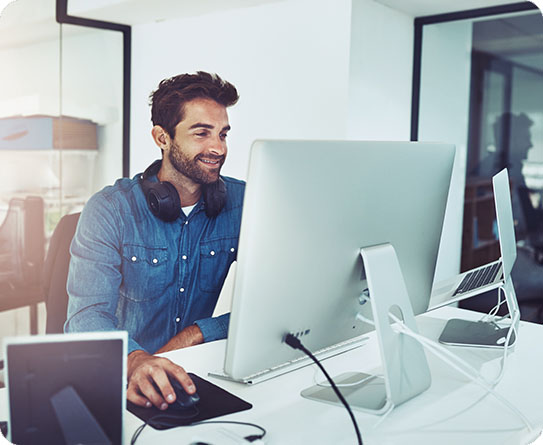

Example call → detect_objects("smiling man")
65 72 244 411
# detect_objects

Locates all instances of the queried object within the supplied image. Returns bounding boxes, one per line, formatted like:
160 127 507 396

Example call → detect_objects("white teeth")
201 159 218 164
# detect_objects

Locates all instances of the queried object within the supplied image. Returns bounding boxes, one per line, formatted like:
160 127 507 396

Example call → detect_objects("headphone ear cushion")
203 178 227 218
145 181 181 222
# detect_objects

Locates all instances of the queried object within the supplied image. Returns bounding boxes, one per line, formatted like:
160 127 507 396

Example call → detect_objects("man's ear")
151 125 170 150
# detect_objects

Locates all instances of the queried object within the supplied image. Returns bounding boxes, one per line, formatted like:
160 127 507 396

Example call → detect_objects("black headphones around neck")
140 160 227 222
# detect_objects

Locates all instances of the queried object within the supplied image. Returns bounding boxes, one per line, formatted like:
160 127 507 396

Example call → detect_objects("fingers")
163 360 197 395
127 358 169 410
126 356 196 410
138 372 170 410
126 386 152 408
151 364 176 404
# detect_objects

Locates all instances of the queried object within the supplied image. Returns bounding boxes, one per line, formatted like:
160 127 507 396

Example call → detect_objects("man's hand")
126 350 196 410
155 324 204 354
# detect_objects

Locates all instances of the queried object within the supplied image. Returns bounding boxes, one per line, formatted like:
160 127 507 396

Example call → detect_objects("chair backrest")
44 212 80 334
0 196 45 287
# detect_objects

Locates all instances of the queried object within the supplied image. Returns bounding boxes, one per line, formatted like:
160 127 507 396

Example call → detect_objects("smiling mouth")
198 157 223 168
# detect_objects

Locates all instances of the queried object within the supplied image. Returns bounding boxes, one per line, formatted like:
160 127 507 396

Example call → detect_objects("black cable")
191 420 266 442
284 333 363 445
130 421 146 445
130 410 266 444
130 407 200 445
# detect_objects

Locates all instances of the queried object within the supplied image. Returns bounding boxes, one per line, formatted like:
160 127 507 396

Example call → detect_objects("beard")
168 140 225 185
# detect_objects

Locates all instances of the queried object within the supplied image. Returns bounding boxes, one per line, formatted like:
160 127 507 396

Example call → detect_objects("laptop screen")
493 168 517 279
4 331 126 445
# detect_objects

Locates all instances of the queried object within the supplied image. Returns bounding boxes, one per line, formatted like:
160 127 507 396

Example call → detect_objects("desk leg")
30 303 38 335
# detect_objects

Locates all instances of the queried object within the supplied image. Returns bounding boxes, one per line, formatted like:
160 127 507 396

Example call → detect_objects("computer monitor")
223 140 455 382
4 331 127 445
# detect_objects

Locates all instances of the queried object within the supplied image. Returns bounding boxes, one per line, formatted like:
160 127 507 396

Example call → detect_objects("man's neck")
157 164 201 207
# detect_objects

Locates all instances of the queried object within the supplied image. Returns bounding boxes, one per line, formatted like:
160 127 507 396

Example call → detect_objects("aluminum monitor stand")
301 243 431 414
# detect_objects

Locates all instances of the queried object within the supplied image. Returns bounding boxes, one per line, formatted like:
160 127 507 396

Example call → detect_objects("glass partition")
0 0 123 341
417 6 543 321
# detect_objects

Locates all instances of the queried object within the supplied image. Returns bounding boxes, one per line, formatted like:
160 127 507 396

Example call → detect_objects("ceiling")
66 0 541 24
374 0 538 18
0 0 541 54
0 0 285 48
2 0 538 28
0 0 68 49
67 0 284 25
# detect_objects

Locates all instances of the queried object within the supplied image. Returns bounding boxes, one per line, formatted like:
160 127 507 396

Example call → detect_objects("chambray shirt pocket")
120 244 168 302
199 237 238 293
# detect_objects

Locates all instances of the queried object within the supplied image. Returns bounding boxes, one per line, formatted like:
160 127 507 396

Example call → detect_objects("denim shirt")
65 172 245 355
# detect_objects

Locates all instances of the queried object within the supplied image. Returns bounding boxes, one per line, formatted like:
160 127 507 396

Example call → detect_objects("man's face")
168 98 230 185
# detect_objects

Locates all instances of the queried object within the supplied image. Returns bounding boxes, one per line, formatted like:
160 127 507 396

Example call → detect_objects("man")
65 72 244 411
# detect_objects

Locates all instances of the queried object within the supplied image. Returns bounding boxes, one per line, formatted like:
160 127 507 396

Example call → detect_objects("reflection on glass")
467 12 543 270
463 11 543 319
472 112 535 235
0 0 123 337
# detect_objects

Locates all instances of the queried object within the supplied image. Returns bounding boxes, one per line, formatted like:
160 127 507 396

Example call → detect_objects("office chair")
0 196 45 289
43 212 80 334
0 197 45 380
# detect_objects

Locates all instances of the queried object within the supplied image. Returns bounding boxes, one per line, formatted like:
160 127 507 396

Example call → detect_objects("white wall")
348 0 414 140
418 21 473 280
130 0 418 179
131 0 353 179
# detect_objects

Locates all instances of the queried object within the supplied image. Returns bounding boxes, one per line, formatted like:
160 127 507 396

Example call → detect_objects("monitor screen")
224 140 455 380
4 331 127 445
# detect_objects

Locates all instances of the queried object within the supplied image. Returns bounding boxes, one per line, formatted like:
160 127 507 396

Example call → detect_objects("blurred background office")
0 0 541 369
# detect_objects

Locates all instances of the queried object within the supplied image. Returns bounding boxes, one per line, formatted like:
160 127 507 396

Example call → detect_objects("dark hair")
149 71 239 138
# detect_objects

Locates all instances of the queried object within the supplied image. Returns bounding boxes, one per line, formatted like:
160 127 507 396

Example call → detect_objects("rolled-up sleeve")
194 313 230 343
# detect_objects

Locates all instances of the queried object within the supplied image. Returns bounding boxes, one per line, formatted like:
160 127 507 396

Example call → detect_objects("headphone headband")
141 159 162 181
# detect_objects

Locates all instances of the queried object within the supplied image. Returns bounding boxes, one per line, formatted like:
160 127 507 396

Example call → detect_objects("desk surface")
2 307 543 445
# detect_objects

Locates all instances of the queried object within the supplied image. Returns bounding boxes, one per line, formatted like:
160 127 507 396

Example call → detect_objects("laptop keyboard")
453 262 501 296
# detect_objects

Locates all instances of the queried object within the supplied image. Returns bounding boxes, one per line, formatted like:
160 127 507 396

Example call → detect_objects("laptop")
428 168 517 311
4 331 127 445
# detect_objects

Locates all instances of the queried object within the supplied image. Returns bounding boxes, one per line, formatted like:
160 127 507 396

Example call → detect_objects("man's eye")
196 132 208 137
220 133 228 140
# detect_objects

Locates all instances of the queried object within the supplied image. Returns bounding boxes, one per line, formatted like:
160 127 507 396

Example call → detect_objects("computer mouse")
169 379 200 410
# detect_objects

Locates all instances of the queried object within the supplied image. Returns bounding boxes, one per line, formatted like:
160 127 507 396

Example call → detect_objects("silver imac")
223 140 455 384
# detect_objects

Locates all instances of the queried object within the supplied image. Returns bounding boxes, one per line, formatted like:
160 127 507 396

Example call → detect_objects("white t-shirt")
182 204 196 217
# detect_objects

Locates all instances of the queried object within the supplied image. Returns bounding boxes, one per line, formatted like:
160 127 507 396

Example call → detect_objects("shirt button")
152 258 158 264
182 255 187 260
184 221 188 225
131 256 137 262
179 288 185 293
175 317 180 323
210 250 216 256
230 248 235 252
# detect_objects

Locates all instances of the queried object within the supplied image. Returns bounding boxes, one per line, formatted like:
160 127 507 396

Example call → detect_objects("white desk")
2 307 543 445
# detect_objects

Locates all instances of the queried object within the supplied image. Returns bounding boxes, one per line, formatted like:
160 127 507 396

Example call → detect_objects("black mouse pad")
127 373 252 430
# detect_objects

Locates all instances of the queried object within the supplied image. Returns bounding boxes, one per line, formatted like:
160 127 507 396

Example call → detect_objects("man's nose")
209 137 227 156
